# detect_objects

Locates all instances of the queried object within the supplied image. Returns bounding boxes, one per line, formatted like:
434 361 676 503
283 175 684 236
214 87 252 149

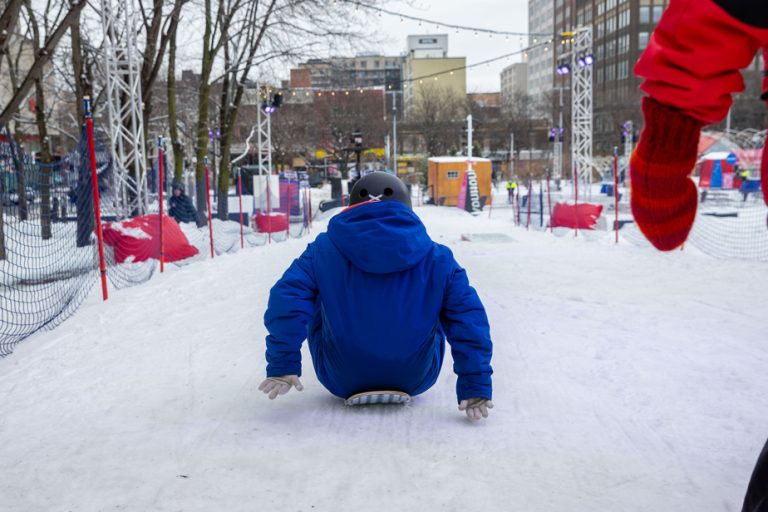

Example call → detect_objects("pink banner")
457 171 468 210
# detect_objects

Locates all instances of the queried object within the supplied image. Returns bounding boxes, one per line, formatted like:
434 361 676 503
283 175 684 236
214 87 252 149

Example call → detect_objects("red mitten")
630 97 705 251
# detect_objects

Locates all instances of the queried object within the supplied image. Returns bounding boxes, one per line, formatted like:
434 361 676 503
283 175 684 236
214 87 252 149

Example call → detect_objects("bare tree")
214 0 278 220
167 15 183 181
138 0 187 160
0 0 84 127
311 90 387 177
408 83 467 157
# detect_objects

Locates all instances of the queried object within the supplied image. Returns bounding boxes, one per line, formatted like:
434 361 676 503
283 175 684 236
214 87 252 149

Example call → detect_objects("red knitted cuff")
635 97 705 167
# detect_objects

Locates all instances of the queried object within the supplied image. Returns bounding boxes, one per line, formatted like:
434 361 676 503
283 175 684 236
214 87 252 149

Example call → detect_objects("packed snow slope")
1 204 766 512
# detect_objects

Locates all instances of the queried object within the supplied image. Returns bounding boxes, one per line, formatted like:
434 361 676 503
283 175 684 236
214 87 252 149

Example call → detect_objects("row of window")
596 60 631 84
595 7 631 39
596 34 631 60
639 5 664 24
596 0 629 17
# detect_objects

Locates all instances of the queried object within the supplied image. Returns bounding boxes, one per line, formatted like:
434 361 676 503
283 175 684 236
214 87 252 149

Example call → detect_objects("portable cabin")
427 156 492 206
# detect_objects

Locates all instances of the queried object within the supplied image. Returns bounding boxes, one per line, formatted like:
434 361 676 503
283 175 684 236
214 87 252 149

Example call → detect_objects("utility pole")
467 114 473 165
386 90 401 173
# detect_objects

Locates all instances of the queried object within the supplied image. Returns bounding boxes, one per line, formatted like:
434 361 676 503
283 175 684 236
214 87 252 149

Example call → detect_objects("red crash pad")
550 202 604 230
103 214 199 263
253 212 288 233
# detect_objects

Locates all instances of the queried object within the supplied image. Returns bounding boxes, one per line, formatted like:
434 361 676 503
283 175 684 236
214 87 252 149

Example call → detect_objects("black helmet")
349 171 411 208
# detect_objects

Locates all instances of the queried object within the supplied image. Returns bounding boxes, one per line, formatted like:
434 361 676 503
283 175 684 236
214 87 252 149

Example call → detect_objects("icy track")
1 205 766 511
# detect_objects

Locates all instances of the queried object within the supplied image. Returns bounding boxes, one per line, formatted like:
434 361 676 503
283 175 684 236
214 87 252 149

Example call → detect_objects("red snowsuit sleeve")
634 0 768 124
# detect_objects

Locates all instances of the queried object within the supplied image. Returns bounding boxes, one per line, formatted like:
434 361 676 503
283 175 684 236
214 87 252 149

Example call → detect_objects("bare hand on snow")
458 398 493 420
258 375 304 400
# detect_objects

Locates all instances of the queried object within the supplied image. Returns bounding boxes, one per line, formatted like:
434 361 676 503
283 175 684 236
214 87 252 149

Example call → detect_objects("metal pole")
546 173 553 233
85 96 109 300
467 114 473 162
238 167 244 249
614 147 619 244
204 156 214 258
157 136 164 272
393 94 398 172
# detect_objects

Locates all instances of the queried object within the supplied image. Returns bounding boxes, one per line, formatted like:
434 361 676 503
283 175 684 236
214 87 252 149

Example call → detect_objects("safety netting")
0 130 99 355
1 126 314 356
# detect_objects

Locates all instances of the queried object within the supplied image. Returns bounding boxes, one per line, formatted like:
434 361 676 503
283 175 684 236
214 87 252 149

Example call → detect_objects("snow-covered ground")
0 199 766 511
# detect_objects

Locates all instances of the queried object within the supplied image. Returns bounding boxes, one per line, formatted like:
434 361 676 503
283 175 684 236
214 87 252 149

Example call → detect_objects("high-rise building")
548 0 671 153
402 34 466 118
500 62 529 108
527 0 554 100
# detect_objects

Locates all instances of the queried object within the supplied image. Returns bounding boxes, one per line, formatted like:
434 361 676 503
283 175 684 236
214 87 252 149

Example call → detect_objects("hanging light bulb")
399 16 403 23
474 31 478 37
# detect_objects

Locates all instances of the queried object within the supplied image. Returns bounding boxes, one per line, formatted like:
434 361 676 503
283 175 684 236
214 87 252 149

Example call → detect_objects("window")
374 60 380 68
447 171 459 179
618 9 630 28
639 6 650 23
639 31 649 49
618 60 629 79
652 5 663 22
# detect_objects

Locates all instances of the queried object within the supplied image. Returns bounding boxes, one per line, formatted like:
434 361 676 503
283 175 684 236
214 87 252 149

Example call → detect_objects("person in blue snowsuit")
259 172 494 419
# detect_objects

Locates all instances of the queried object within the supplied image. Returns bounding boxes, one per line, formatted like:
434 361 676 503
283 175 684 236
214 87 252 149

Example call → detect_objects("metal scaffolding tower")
571 25 594 200
99 0 147 216
256 85 273 193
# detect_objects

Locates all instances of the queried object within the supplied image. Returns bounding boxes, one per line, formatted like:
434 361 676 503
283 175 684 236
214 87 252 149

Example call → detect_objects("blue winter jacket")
264 201 493 402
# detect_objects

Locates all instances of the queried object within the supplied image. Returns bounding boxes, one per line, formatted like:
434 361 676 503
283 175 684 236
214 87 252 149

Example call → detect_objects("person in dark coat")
168 182 197 224
743 439 768 512
258 172 494 419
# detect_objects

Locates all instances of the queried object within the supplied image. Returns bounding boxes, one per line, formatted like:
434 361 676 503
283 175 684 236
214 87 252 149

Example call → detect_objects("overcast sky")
173 0 531 92
331 0 530 93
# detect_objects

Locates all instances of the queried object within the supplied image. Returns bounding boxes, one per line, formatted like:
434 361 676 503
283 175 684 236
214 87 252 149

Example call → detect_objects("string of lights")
332 0 553 38
258 40 553 99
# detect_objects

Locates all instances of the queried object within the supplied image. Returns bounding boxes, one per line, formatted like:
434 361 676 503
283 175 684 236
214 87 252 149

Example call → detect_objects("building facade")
500 62 529 107
289 54 405 91
527 0 554 100
402 34 466 118
545 0 671 154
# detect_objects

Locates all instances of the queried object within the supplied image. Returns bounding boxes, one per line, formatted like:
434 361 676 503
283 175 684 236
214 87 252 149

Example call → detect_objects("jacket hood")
327 201 432 274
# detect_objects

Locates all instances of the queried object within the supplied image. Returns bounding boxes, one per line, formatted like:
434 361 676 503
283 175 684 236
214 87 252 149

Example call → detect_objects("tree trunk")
0 200 5 260
217 138 231 220
167 22 183 182
193 0 214 227
8 127 28 221
34 78 52 240
70 15 87 124
70 12 94 246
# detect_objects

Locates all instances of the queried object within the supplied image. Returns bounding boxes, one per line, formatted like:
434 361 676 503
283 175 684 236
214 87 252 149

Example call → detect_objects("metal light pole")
386 90 401 173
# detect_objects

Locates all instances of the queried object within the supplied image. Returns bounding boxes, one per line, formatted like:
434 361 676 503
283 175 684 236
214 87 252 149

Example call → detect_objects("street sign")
726 153 738 165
